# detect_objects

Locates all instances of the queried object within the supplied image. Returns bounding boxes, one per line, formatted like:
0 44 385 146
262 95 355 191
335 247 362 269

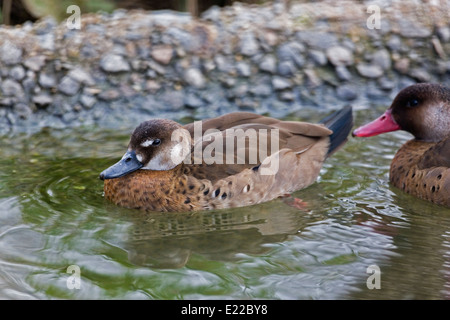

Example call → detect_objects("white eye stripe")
140 139 154 147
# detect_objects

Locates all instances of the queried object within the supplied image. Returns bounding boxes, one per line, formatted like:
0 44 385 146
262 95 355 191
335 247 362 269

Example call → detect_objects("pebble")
79 94 97 109
67 68 95 86
336 84 358 101
356 63 384 78
397 19 432 38
277 60 296 77
33 94 53 107
240 32 259 57
236 62 252 77
184 68 206 88
23 55 47 71
13 103 32 119
58 76 81 96
100 54 131 72
184 92 204 108
258 55 277 74
98 89 121 101
277 42 305 67
371 49 391 70
394 58 410 74
1 79 24 98
309 50 327 66
272 76 292 90
436 26 450 42
296 31 338 50
409 68 431 82
326 46 354 67
150 45 174 65
335 65 352 81
10 66 26 81
0 41 22 65
38 73 57 88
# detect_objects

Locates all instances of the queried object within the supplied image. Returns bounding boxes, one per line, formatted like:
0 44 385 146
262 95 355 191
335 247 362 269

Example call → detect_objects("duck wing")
418 135 450 170
183 112 332 182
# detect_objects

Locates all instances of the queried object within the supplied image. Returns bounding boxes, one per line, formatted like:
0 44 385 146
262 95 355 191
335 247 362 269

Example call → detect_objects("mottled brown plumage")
353 83 450 207
101 108 353 212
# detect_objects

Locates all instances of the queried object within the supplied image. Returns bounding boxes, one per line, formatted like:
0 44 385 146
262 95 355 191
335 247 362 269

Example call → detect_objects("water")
1 108 449 300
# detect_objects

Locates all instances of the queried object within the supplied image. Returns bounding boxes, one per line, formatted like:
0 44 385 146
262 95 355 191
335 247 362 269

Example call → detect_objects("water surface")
1 108 449 299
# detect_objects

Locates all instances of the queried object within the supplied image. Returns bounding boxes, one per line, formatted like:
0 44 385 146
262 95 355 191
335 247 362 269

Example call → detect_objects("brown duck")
100 107 353 212
353 83 450 207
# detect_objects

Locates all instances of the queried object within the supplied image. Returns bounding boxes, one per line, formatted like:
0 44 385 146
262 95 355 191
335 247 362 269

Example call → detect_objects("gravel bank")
0 0 449 133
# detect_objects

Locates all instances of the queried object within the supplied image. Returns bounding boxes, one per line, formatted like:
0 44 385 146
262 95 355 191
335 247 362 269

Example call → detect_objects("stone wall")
0 0 449 133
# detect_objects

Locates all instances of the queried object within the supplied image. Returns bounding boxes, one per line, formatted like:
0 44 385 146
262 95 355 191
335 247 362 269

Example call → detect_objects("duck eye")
407 99 419 108
152 139 161 146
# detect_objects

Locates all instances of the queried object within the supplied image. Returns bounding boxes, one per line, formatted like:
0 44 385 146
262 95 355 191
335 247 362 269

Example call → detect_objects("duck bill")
99 150 143 180
352 109 401 137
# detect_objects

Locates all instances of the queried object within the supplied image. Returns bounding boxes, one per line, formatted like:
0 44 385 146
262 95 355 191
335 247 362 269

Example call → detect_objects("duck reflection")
119 193 324 269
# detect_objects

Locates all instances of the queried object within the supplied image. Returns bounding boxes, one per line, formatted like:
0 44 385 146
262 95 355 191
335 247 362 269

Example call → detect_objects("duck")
100 106 353 212
353 83 450 207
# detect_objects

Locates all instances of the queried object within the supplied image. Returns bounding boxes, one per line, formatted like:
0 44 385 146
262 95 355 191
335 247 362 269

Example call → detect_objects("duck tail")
319 105 353 157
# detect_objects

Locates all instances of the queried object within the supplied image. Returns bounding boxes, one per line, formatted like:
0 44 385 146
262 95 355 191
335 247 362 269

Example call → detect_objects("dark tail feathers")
319 105 353 157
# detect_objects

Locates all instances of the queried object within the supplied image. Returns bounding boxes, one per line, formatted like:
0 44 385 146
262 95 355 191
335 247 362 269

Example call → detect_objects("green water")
1 109 450 300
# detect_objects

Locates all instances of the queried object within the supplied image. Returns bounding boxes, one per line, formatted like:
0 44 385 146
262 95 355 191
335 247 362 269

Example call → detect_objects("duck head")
353 83 450 142
99 119 191 180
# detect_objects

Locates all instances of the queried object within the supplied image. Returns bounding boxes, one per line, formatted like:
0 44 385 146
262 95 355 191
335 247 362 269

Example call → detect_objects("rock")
258 55 277 73
23 55 47 72
336 84 358 101
37 34 55 51
58 76 81 96
147 60 166 75
33 94 53 107
277 42 305 67
98 89 120 101
22 77 36 94
1 79 24 98
397 19 432 38
436 26 450 42
409 68 431 82
378 77 396 91
38 73 57 88
371 49 391 70
184 92 204 108
236 61 252 77
184 68 205 88
10 66 25 81
394 58 410 74
386 35 403 52
296 31 338 50
13 103 32 119
250 83 272 97
356 63 384 78
79 95 97 109
335 65 352 81
304 69 322 88
240 32 259 56
279 90 295 101
145 80 161 93
68 68 95 86
201 5 221 22
150 45 173 65
277 60 297 77
272 76 292 90
0 41 22 65
159 90 185 110
309 50 327 66
100 54 130 72
326 46 353 66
